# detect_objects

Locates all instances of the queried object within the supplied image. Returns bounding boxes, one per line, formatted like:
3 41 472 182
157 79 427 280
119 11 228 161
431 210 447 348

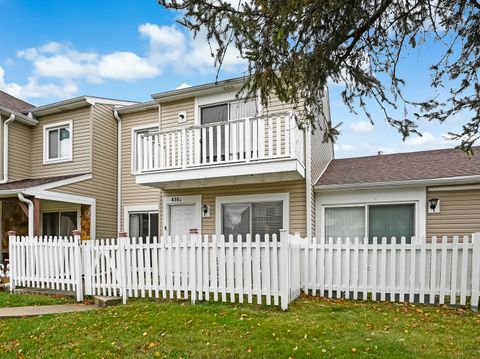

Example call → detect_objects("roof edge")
151 76 246 102
314 174 480 191
0 106 38 126
115 100 158 114
27 96 138 116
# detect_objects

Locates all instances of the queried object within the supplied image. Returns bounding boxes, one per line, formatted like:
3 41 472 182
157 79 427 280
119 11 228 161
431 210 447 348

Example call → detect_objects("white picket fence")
8 235 83 301
301 235 480 309
10 230 299 310
8 232 480 311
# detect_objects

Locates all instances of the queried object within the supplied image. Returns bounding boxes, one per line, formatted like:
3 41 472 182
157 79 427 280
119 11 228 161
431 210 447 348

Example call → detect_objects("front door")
169 205 197 237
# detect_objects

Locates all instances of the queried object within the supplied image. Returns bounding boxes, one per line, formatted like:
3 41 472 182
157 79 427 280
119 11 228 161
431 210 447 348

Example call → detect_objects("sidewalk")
0 304 96 318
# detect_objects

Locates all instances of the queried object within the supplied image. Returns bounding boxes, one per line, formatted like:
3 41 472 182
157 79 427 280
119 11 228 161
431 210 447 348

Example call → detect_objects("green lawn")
0 294 479 358
0 291 74 308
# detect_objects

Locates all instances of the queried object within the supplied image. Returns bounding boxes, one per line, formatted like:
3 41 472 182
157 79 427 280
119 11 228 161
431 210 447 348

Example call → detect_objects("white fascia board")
315 175 480 192
0 189 23 196
24 189 96 206
135 159 305 186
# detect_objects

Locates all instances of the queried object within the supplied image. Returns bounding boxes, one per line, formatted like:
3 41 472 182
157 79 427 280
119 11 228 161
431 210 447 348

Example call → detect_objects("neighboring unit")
315 148 480 241
0 90 135 261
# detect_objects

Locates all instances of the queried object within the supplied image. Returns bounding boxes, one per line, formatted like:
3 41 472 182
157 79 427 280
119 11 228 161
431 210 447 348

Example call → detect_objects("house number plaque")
170 197 182 202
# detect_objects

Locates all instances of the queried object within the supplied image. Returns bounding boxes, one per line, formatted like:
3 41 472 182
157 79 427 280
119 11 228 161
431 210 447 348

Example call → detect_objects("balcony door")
200 99 257 163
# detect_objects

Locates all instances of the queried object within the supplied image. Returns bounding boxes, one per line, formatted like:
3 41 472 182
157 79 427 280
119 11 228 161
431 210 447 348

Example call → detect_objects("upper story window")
200 99 257 125
43 121 72 164
132 125 158 173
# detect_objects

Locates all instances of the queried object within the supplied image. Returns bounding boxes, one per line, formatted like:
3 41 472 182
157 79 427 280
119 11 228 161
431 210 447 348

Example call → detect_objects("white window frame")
322 202 417 240
131 123 159 174
316 187 427 241
194 90 260 126
43 120 73 164
40 209 80 237
124 204 159 238
215 193 289 236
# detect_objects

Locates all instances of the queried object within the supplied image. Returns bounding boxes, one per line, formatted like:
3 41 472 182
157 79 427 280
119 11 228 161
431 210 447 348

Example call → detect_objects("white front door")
169 205 197 237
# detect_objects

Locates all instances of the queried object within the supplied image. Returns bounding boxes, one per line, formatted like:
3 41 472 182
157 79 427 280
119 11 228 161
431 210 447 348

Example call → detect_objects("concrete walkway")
0 304 97 318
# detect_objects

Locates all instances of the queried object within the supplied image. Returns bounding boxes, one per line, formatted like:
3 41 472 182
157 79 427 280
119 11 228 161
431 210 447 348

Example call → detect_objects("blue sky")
0 0 464 158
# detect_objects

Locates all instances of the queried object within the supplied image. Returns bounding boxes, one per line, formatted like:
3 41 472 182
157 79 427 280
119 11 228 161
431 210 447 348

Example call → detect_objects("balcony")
135 112 306 189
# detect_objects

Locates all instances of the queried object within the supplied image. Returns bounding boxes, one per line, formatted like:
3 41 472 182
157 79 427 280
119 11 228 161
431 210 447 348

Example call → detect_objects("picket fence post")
118 232 128 304
72 230 83 302
280 229 290 310
471 232 480 311
8 230 17 293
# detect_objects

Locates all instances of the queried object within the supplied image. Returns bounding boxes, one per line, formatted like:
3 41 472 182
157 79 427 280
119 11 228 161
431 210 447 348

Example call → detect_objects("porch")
0 195 94 266
134 112 306 189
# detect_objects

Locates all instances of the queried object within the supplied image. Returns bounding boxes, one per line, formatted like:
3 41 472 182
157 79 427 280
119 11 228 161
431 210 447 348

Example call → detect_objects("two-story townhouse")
117 77 333 241
0 91 135 261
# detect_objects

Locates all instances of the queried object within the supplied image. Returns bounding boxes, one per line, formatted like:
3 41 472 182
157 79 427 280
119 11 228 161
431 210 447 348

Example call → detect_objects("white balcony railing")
136 112 305 173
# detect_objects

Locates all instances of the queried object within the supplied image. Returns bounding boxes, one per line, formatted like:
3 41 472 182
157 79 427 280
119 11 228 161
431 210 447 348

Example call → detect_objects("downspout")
18 193 34 237
0 114 15 184
113 110 122 233
305 126 313 239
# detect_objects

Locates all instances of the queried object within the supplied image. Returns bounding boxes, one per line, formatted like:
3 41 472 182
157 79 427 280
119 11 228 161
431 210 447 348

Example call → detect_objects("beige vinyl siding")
53 104 118 238
162 180 307 236
427 188 480 239
160 98 195 131
121 107 161 229
30 106 92 177
8 121 32 181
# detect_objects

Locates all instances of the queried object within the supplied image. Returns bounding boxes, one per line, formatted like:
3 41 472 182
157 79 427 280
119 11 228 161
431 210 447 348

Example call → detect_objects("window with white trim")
222 201 283 238
324 203 415 243
42 211 78 237
129 211 159 239
44 122 72 163
200 99 257 125
133 126 157 172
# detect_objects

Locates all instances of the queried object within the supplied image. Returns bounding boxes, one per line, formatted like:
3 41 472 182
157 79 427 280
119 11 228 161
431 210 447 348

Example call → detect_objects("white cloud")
139 23 246 73
176 82 191 90
403 132 458 148
349 120 374 133
9 22 246 101
98 52 160 81
334 143 359 152
0 65 77 101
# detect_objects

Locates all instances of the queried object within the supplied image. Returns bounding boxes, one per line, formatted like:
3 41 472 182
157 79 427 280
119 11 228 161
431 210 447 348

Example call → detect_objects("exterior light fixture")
428 198 440 213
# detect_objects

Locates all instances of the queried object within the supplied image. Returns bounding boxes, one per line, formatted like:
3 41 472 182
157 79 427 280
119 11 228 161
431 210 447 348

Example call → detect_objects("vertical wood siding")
30 106 92 177
427 188 480 239
120 107 161 229
8 121 32 181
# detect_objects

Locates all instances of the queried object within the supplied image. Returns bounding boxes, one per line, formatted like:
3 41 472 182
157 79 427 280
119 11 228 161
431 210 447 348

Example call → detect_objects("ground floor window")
325 203 415 243
42 211 77 237
129 212 159 239
222 201 283 238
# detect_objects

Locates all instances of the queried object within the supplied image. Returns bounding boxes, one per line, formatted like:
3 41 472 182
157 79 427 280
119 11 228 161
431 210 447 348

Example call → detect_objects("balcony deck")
134 112 306 189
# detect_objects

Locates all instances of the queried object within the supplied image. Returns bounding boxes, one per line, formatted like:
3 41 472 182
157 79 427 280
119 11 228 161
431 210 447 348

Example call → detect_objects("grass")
0 294 479 358
0 291 74 308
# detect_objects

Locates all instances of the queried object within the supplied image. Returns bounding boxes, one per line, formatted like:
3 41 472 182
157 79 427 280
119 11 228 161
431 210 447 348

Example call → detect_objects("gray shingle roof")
0 91 34 113
0 174 86 191
316 147 480 187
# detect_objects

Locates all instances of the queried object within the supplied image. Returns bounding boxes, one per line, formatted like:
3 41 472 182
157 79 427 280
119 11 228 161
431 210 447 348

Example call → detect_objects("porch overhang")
136 158 305 190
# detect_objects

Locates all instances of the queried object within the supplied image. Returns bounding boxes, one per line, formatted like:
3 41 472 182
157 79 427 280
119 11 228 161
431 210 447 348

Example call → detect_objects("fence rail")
301 235 480 309
8 232 480 311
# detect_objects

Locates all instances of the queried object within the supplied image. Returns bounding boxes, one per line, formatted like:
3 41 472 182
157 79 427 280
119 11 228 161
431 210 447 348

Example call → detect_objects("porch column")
33 198 40 237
